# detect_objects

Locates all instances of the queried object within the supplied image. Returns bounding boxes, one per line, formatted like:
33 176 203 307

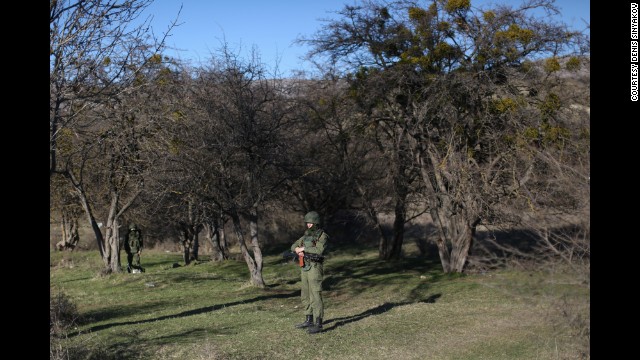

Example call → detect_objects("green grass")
50 248 589 360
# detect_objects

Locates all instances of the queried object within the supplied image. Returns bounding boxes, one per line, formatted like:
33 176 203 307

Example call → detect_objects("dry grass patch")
51 249 588 360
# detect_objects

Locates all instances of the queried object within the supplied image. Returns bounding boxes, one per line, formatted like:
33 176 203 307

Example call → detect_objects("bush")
50 289 79 337
50 290 118 360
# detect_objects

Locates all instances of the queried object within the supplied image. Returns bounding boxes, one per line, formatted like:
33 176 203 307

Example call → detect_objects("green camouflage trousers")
127 251 141 270
300 262 324 319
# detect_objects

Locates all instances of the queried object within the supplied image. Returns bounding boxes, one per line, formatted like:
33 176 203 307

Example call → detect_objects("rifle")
282 251 325 266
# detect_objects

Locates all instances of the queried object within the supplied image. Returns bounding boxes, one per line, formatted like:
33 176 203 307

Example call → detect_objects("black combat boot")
295 315 313 329
307 317 323 334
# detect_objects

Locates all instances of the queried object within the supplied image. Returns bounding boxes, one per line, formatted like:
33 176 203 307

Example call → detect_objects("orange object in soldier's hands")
298 252 304 267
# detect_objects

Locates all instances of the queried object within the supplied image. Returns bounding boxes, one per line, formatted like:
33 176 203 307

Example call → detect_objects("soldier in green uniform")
291 211 329 334
124 223 144 273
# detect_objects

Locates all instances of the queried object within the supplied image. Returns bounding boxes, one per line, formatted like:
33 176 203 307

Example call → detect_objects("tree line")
50 0 590 285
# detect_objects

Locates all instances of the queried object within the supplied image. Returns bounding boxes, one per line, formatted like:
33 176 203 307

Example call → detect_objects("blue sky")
142 0 590 76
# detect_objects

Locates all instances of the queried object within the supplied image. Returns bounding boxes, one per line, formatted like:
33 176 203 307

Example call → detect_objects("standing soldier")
124 223 144 273
291 211 329 334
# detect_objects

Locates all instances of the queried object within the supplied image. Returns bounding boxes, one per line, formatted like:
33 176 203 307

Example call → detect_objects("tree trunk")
74 182 106 260
219 215 229 254
355 181 389 259
57 209 79 251
387 196 406 260
103 187 142 273
431 207 478 273
230 210 265 288
204 218 227 261
431 209 452 272
192 235 200 261
248 207 264 286
179 222 199 265
376 211 389 259
451 218 480 273
179 200 201 264
104 218 122 273
182 242 191 264
67 170 141 273
103 192 122 273
451 227 473 272
412 144 476 273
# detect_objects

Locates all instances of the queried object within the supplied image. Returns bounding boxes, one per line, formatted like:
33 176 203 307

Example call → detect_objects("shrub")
50 289 78 337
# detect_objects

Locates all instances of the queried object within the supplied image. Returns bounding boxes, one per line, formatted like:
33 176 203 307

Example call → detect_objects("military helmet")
304 211 321 224
129 223 137 230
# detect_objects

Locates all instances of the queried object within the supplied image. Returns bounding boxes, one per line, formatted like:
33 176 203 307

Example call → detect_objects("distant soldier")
124 223 144 273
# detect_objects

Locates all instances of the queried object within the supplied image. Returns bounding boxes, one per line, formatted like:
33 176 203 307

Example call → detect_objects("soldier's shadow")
321 293 441 333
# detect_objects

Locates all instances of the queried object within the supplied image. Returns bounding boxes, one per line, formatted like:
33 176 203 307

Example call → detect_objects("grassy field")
50 244 589 360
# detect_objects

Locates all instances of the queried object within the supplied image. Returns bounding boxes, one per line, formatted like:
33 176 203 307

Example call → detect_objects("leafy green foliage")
491 97 525 114
565 56 582 71
149 54 162 64
444 0 471 13
539 93 562 119
544 57 561 73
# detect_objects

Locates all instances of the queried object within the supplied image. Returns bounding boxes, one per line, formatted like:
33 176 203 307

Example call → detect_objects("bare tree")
190 47 293 287
301 0 589 271
62 83 163 271
282 70 396 249
146 45 293 286
402 0 588 272
299 1 429 260
50 0 180 272
50 0 171 175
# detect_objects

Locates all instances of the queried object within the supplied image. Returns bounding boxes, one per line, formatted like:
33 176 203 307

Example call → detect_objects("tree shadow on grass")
321 293 442 333
322 255 440 293
81 301 173 324
69 290 298 337
108 327 218 359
